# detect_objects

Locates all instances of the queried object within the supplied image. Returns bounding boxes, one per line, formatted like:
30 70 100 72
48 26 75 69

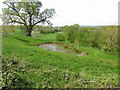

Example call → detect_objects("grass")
2 33 118 88
38 33 58 41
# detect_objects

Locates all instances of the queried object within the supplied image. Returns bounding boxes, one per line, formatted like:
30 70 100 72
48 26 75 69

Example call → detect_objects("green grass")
38 33 58 41
3 33 118 88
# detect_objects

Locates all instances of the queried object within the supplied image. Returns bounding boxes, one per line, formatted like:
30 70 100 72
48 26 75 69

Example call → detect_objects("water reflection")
39 44 89 56
39 44 80 55
39 44 66 52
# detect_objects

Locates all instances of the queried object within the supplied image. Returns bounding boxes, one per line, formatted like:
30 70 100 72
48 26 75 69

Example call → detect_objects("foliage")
2 25 60 37
97 26 118 52
2 25 16 34
40 26 55 34
61 25 118 54
64 24 79 43
2 54 33 88
56 33 66 41
2 1 55 36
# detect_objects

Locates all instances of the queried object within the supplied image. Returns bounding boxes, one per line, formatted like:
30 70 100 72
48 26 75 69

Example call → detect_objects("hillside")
2 33 118 88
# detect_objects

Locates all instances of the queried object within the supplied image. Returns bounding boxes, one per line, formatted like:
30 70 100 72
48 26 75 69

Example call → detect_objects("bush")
56 33 66 41
61 24 118 53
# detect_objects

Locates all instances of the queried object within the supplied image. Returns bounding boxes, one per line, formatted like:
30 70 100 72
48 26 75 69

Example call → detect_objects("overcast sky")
0 0 119 26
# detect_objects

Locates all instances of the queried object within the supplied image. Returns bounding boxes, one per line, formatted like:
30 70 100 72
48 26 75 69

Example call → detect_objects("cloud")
41 0 118 26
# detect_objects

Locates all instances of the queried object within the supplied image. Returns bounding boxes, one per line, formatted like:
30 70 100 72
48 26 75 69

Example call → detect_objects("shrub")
61 25 118 53
56 33 66 41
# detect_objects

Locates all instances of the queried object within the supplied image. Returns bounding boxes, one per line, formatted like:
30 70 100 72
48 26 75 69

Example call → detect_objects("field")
2 32 118 88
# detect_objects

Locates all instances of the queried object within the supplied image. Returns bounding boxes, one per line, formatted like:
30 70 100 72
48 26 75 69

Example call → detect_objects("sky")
0 0 119 26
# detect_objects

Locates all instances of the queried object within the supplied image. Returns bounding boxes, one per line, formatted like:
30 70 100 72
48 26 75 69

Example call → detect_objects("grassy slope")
3 33 118 88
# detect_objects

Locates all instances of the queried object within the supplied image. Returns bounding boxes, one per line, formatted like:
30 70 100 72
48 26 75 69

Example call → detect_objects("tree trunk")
26 26 33 36
26 30 32 36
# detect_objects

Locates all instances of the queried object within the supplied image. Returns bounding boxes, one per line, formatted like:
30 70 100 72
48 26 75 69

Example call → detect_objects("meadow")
2 28 118 88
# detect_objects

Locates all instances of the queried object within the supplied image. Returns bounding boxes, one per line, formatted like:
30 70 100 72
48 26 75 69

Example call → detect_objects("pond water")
39 44 81 56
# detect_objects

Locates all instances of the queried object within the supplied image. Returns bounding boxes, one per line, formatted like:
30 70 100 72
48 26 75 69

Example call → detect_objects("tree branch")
33 18 46 26
4 2 27 25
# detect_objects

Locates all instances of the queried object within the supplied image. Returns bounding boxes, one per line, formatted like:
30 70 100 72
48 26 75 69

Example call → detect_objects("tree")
2 1 55 36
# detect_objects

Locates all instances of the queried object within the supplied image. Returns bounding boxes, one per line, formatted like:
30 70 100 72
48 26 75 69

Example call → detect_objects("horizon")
1 24 119 27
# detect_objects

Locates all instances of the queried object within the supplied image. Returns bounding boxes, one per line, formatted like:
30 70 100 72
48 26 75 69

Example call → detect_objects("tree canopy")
2 1 56 36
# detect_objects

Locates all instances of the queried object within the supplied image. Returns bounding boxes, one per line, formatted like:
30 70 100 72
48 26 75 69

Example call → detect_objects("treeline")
32 25 59 37
2 25 16 34
59 24 118 52
2 24 118 53
2 25 59 37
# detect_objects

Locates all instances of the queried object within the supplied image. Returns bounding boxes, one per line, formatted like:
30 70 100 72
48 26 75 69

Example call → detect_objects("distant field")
2 33 118 88
38 33 58 40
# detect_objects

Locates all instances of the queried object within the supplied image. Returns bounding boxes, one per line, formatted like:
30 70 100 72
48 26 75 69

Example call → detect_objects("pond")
39 44 82 56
